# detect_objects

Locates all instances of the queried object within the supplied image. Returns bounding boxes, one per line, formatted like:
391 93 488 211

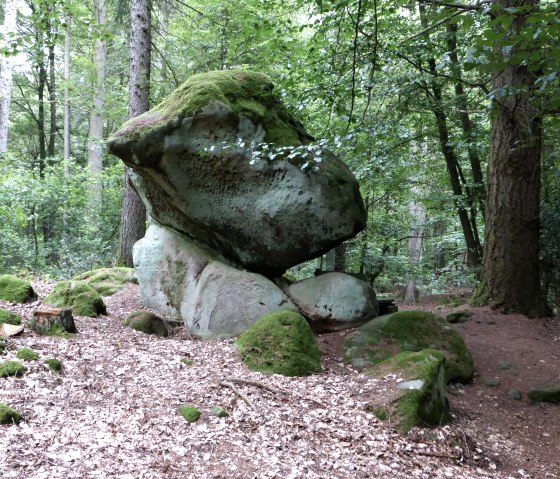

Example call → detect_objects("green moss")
210 406 229 418
528 382 560 403
0 309 21 325
179 405 201 423
0 338 6 354
16 348 38 361
45 281 106 317
0 360 26 378
73 267 137 296
446 309 473 323
236 310 322 377
124 311 168 336
0 404 23 424
0 275 36 303
180 357 194 366
344 311 474 384
45 358 62 372
436 295 465 308
282 272 297 284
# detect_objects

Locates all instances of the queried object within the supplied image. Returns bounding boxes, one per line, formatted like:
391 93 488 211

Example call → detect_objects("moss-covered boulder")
0 275 36 303
0 337 6 354
179 405 201 423
366 349 450 434
107 70 365 277
0 404 23 424
236 310 321 376
0 360 26 378
44 281 106 317
446 309 473 323
528 382 560 404
0 309 21 325
124 311 168 336
16 348 38 361
73 267 138 296
45 358 63 372
344 311 474 384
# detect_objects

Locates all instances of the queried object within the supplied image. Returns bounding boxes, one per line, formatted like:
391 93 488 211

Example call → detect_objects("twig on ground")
219 379 256 411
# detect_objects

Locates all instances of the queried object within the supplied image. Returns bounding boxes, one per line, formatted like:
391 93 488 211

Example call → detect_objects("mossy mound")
436 295 465 308
45 358 62 372
124 311 168 336
0 338 6 354
0 309 21 325
0 404 23 425
446 309 473 323
366 349 450 434
236 310 322 377
344 311 474 384
0 275 36 303
0 360 26 378
16 348 38 361
44 281 106 317
73 267 138 296
179 406 201 423
528 382 560 404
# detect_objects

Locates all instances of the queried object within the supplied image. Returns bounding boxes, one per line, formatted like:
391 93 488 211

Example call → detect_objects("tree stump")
29 307 77 335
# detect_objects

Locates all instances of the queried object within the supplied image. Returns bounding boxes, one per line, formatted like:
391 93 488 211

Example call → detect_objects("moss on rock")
73 267 137 296
124 311 168 336
45 358 63 372
179 405 201 423
0 403 23 424
0 338 6 354
366 349 450 433
528 382 560 404
0 275 36 303
344 310 474 384
236 310 322 377
0 309 21 325
0 360 26 378
16 348 38 361
44 281 106 317
446 309 473 323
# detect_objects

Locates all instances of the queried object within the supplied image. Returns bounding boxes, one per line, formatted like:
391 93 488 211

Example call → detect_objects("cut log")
29 307 77 335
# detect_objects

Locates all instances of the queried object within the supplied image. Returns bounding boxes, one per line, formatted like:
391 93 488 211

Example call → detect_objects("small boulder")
179 406 201 423
73 267 138 296
366 349 450 434
0 275 36 303
236 310 321 377
0 309 21 325
0 404 23 425
44 281 106 317
528 382 560 404
344 310 474 384
286 272 379 333
45 358 63 372
446 309 473 323
124 311 168 337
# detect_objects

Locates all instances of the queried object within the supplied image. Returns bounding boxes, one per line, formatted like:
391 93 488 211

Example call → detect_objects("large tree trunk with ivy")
118 0 151 266
474 0 548 316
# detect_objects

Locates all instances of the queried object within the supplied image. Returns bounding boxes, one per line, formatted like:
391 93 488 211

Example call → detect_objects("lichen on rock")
236 310 322 377
44 281 106 317
0 275 36 303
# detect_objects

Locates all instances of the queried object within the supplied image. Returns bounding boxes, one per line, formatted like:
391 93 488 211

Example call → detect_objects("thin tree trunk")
406 194 425 302
47 41 56 159
0 0 18 153
62 15 71 259
118 0 151 266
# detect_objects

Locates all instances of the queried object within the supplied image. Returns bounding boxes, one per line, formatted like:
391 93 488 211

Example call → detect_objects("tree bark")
0 0 18 153
118 0 151 266
475 0 549 316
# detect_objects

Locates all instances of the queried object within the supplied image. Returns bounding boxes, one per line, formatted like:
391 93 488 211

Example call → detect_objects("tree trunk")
475 0 549 316
405 191 425 302
118 0 151 266
0 0 17 153
87 0 107 213
47 41 56 159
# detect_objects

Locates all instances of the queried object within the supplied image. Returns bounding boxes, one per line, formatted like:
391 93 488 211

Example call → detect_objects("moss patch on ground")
236 310 322 377
45 358 63 372
446 309 473 323
344 310 474 384
16 348 39 361
73 267 138 296
179 406 201 423
0 404 23 424
0 360 26 378
0 309 21 325
367 349 450 434
45 281 106 317
124 311 168 336
0 275 36 303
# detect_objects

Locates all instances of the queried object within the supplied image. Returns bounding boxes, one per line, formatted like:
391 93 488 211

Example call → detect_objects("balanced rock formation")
108 70 366 277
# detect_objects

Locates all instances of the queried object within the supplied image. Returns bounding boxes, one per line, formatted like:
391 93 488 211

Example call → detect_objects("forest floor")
0 281 559 479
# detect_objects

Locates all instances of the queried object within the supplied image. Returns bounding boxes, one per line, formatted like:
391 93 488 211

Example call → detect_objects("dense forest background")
0 0 558 312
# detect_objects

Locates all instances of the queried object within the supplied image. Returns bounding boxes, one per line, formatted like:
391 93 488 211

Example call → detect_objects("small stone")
179 405 201 423
507 389 522 400
210 406 229 418
528 382 560 403
498 361 513 371
482 377 501 387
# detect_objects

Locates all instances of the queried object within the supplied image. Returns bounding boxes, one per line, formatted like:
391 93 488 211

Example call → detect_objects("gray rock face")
287 272 378 333
133 224 297 338
108 70 366 276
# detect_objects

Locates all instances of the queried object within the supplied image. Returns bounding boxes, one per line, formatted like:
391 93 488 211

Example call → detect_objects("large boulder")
73 267 137 296
44 281 106 317
108 70 366 277
344 310 474 384
286 272 378 333
0 275 36 304
133 223 298 338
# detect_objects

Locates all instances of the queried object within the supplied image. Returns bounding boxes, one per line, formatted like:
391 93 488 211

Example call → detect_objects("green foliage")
123 311 168 337
0 309 21 325
0 360 26 378
236 310 322 377
15 348 39 361
0 404 23 425
45 358 62 372
0 275 36 303
45 281 106 317
179 406 201 423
